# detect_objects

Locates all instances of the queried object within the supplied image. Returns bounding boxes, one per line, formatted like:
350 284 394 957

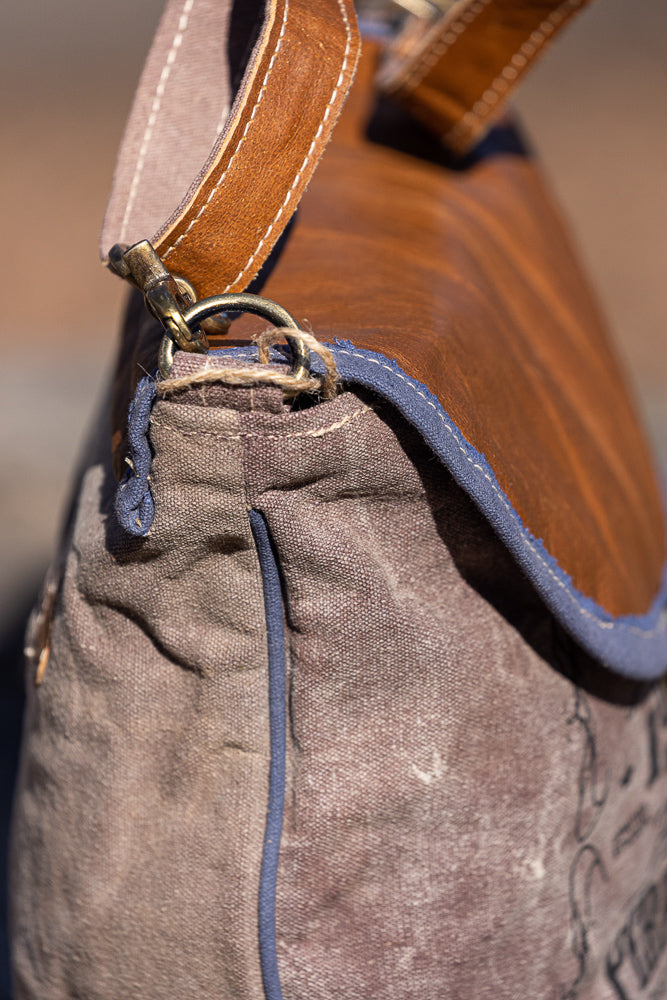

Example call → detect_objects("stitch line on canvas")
151 405 370 442
162 0 291 261
223 0 354 292
120 0 195 243
445 0 583 148
332 347 666 640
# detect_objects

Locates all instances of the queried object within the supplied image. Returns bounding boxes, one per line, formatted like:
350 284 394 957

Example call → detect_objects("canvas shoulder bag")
10 2 667 998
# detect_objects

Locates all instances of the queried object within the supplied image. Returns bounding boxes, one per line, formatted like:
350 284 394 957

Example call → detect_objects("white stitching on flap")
332 347 667 640
162 0 291 260
120 0 196 244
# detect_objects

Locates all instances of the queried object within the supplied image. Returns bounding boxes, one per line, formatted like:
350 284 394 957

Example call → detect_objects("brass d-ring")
158 292 309 380
173 277 231 338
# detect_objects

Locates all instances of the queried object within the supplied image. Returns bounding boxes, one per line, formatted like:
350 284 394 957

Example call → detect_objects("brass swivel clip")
107 240 310 382
108 240 210 356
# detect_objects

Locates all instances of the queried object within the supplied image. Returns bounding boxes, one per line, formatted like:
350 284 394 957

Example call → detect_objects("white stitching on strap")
332 347 667 640
445 0 583 146
222 0 354 292
120 0 195 244
391 0 493 95
162 0 291 260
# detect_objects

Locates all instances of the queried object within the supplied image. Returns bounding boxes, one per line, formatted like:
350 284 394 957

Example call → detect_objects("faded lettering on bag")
563 687 667 999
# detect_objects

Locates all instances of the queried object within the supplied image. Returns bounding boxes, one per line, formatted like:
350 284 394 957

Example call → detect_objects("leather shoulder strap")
377 0 591 154
101 0 360 297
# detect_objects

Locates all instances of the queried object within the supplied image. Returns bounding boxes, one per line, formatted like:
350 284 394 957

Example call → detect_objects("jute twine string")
156 327 338 400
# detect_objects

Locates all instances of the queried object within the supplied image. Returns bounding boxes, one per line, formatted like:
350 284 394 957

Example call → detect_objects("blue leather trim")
327 342 667 681
115 374 156 536
249 511 287 1000
116 345 667 680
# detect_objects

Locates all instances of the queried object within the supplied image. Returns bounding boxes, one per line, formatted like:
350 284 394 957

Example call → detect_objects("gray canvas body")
10 369 667 1000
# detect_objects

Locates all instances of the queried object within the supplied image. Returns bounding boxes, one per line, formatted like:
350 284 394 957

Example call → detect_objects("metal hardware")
174 277 232 338
356 0 450 24
173 276 197 305
389 0 447 17
108 240 208 354
109 242 299 381
144 282 208 354
108 242 132 280
122 240 173 292
158 293 310 380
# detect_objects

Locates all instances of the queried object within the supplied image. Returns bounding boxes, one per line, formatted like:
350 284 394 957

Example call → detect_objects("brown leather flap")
256 43 666 621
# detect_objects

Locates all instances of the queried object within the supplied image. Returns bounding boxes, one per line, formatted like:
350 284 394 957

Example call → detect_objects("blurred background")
0 0 665 992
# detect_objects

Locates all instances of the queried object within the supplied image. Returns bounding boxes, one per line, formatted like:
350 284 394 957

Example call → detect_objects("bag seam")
119 354 667 649
150 404 371 442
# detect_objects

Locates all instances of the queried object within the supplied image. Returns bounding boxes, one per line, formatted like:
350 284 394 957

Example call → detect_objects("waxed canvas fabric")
11 374 667 999
11 395 271 1000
